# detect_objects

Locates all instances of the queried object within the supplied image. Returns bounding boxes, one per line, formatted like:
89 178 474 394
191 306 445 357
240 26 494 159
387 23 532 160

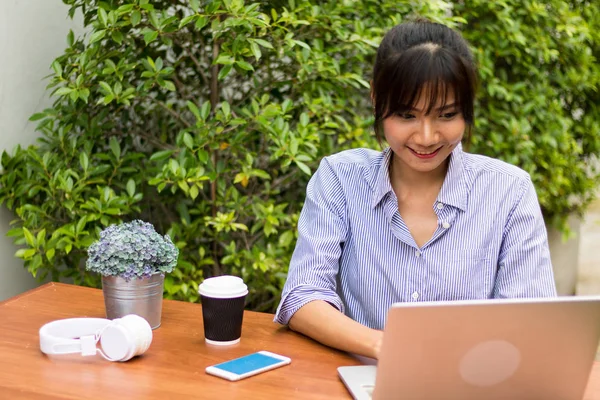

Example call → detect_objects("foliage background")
0 0 598 312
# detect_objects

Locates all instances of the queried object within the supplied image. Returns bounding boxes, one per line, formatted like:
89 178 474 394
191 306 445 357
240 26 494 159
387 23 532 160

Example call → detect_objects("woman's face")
383 89 465 176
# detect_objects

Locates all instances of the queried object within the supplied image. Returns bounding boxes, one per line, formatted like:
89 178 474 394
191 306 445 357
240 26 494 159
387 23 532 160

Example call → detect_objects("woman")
274 18 557 360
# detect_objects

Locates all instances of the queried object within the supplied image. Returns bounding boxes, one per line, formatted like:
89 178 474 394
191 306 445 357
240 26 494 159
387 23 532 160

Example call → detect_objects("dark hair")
372 18 478 144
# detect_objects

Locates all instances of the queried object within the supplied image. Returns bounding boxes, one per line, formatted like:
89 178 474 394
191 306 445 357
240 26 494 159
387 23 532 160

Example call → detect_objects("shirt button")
412 292 419 300
436 203 444 210
442 221 450 229
415 250 421 257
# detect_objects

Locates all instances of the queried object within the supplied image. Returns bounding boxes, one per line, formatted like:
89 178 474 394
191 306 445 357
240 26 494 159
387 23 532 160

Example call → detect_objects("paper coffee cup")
198 275 248 345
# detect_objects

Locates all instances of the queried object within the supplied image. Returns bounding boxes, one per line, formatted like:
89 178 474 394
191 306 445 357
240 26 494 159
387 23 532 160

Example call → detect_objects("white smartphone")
205 350 291 381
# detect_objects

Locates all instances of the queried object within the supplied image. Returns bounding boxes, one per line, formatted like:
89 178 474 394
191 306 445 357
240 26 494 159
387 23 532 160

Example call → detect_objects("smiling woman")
274 17 557 361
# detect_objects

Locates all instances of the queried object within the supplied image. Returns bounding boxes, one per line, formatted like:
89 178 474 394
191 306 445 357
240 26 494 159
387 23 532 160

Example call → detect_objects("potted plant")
86 220 179 329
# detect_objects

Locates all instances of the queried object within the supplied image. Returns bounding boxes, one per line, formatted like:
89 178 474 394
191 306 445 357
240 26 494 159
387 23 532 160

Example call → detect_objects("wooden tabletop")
1 283 600 399
0 282 360 399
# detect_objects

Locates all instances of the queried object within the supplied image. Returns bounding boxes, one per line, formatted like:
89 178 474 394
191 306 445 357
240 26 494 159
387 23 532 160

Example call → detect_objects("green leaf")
249 42 261 60
89 30 106 44
98 8 108 27
69 90 79 102
189 184 199 200
169 159 180 175
252 169 271 179
145 56 156 71
99 81 113 94
23 227 35 247
131 10 142 27
279 230 294 247
101 94 114 104
113 81 122 95
55 87 73 96
183 133 194 149
155 57 163 71
21 249 37 259
76 216 87 234
150 150 174 161
292 40 310 50
197 149 209 164
218 65 232 80
177 180 190 193
187 101 201 120
300 112 309 127
163 80 176 91
148 10 159 28
179 15 196 28
295 160 311 175
79 89 90 103
109 136 121 159
67 30 74 46
111 30 124 44
29 112 46 121
144 30 158 45
221 101 231 119
126 179 136 197
200 101 211 120
236 60 254 71
79 152 89 172
36 229 46 247
214 54 235 66
195 15 209 30
46 248 55 261
51 61 63 76
253 38 274 49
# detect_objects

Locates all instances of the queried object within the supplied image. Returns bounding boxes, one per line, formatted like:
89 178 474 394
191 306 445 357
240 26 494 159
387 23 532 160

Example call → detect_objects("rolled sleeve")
494 176 557 298
274 158 348 325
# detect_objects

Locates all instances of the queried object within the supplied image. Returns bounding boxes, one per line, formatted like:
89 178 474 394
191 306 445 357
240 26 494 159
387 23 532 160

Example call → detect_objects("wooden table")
1 283 600 399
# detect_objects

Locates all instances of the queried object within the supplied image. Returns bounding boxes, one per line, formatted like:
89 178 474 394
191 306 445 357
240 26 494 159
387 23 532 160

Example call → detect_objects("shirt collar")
369 144 468 211
436 143 468 211
370 147 394 209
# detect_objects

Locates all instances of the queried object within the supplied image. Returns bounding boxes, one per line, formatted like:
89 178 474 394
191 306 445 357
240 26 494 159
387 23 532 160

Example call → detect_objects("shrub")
0 0 598 311
456 0 600 233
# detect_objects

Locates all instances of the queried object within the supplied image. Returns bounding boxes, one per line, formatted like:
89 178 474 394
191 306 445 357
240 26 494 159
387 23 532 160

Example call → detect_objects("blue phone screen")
214 353 283 375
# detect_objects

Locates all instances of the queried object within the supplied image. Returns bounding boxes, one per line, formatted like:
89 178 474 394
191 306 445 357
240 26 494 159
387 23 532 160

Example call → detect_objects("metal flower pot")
101 274 165 329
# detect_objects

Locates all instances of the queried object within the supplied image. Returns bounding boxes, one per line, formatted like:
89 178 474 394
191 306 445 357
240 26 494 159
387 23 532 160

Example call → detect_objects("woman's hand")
371 329 384 360
289 300 385 360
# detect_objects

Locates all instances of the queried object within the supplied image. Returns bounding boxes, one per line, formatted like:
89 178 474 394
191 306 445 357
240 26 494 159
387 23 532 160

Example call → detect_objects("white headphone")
39 314 153 362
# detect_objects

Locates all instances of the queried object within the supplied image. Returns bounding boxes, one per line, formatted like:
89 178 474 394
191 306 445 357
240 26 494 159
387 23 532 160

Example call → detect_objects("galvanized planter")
101 273 165 329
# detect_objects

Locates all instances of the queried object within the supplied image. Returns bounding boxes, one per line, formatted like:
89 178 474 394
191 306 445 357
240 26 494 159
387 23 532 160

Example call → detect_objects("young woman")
274 18 557 360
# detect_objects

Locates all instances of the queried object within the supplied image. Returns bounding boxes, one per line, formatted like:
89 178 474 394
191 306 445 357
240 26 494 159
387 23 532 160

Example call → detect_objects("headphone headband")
40 318 110 356
39 315 152 362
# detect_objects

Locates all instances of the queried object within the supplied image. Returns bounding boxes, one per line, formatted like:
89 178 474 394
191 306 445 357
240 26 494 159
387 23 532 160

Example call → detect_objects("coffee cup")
198 275 248 345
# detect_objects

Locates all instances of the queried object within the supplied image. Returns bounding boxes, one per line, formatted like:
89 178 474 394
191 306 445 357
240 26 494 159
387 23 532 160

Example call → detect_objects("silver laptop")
339 296 600 400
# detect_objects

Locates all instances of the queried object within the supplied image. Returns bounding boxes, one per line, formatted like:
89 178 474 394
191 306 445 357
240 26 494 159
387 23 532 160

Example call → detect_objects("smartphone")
205 350 291 381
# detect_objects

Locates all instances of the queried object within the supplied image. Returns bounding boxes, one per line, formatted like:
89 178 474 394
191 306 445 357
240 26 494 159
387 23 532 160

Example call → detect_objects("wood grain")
0 283 359 399
1 283 599 399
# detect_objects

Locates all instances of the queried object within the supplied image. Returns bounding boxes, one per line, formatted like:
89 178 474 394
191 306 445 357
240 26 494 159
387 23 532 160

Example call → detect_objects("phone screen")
213 352 284 375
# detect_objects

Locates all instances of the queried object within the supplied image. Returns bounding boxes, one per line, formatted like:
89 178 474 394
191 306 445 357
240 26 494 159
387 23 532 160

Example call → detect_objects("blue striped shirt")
274 144 557 330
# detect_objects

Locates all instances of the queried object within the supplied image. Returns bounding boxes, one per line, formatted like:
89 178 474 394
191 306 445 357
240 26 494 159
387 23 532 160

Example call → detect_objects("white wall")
0 1 83 301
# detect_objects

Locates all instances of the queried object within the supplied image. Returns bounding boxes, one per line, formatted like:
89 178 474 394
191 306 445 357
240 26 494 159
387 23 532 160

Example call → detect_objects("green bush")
0 0 598 311
456 0 600 233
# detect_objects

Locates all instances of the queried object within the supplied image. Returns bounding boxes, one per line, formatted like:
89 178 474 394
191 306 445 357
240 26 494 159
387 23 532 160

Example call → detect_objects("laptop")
338 296 600 400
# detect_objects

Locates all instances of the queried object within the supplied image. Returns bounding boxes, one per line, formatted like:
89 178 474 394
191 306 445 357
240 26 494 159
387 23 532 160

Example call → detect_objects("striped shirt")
274 144 557 330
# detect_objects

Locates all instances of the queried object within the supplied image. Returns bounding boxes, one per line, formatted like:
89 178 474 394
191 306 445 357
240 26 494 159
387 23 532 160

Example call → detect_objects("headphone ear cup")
119 314 153 357
99 320 135 362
